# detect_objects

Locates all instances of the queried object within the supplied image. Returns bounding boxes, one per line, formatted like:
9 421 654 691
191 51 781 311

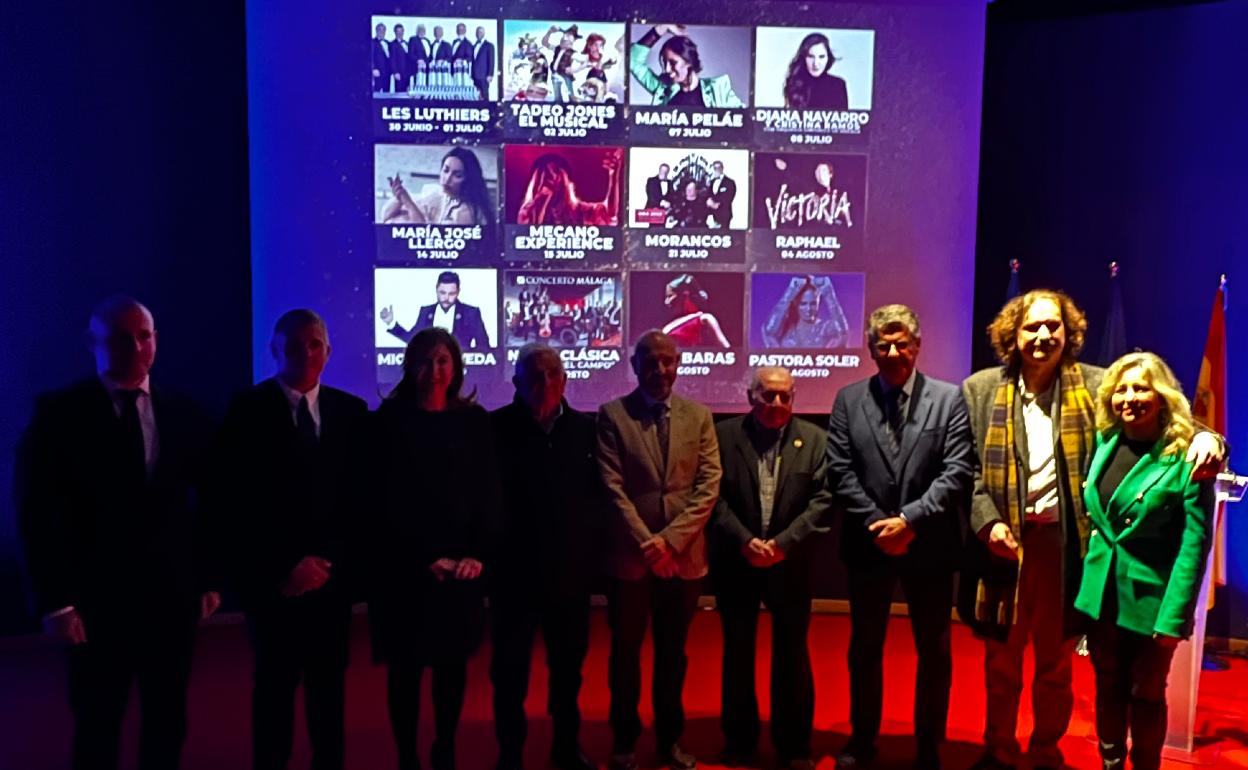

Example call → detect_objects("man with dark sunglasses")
709 367 833 770
825 304 975 770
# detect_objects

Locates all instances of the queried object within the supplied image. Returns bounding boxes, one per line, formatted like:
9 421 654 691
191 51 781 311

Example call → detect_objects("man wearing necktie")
710 367 832 770
824 304 975 770
215 309 368 770
16 296 219 770
597 331 722 770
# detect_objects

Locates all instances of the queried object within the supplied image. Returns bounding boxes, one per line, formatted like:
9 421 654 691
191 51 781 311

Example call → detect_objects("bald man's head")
747 366 795 430
87 295 156 386
631 330 678 401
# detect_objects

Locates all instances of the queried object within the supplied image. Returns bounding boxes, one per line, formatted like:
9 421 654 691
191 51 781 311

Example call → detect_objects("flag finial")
1109 261 1119 278
1009 259 1021 273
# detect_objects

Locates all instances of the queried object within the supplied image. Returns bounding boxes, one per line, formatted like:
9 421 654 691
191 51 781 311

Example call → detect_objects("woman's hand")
1186 431 1226 481
454 558 483 580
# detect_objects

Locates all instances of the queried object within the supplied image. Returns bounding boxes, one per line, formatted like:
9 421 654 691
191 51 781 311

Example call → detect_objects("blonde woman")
1074 352 1215 770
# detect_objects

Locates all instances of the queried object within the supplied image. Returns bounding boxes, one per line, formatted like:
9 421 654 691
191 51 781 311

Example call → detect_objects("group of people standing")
372 21 495 100
16 289 1221 770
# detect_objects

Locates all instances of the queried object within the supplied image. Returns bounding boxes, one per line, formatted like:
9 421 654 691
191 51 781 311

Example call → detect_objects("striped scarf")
976 362 1095 626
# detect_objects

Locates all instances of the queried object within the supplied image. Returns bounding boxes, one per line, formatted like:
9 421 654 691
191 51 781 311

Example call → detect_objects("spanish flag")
1192 276 1228 607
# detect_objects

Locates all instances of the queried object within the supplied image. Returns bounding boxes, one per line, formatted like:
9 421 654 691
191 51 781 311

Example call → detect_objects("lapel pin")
794 439 803 448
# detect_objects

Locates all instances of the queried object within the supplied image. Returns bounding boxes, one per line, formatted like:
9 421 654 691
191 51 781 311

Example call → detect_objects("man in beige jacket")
597 330 722 770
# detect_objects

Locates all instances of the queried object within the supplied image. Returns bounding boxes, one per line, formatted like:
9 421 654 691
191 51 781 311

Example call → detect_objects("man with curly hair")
959 290 1224 770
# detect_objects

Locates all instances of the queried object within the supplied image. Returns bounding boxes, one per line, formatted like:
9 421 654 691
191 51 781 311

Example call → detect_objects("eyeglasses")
873 340 912 354
756 389 793 404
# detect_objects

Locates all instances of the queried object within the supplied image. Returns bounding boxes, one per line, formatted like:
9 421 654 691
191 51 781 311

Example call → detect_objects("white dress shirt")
433 303 456 333
1020 377 1060 524
277 379 322 439
102 374 159 477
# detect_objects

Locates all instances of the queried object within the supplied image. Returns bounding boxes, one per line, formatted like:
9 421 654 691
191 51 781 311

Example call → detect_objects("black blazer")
366 400 502 663
709 176 737 228
825 372 975 571
711 415 833 586
388 38 410 83
389 301 491 351
409 36 433 67
645 176 672 209
372 38 390 77
213 378 368 606
431 39 453 62
451 38 473 63
471 40 494 81
15 378 213 622
490 398 605 596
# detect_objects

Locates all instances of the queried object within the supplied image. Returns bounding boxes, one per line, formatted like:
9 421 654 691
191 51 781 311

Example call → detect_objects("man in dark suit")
825 304 975 770
451 23 474 65
711 367 832 770
215 309 368 770
389 24 411 94
410 23 433 79
381 270 491 350
470 26 495 101
15 295 220 770
372 22 391 93
597 331 722 770
431 25 452 62
490 344 603 770
644 164 674 210
706 161 736 229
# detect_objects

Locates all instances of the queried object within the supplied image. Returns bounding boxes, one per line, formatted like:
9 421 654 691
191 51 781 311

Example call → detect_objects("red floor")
1 609 1245 769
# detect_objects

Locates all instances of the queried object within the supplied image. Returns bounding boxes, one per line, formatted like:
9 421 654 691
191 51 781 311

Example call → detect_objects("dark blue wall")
2 0 1247 636
0 2 252 633
974 1 1248 636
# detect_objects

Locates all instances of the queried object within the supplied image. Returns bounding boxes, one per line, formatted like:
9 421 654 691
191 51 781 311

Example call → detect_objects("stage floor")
1 610 1245 769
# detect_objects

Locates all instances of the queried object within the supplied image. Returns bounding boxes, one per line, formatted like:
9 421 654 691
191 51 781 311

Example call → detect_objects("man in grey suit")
825 304 975 770
711 367 832 770
597 330 722 770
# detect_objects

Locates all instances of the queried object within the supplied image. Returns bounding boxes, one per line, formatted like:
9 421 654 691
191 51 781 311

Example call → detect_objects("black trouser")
387 658 468 770
246 591 352 770
846 563 953 754
1087 618 1178 770
716 566 814 761
608 575 703 752
474 77 489 100
490 590 591 763
68 609 198 770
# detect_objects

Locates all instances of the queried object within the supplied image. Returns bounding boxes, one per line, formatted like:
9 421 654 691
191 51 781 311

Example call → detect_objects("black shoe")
661 744 697 770
915 742 941 770
719 745 757 767
968 753 1014 770
836 742 877 770
607 751 638 770
552 747 596 770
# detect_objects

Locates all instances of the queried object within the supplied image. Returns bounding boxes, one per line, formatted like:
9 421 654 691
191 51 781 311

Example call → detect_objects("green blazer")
1073 430 1214 639
628 43 744 108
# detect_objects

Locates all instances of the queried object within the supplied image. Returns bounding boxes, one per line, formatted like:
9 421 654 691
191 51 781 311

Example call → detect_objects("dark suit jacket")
490 398 605 597
709 176 737 228
432 39 452 62
388 38 410 84
825 372 974 571
372 38 390 79
645 176 672 209
711 415 832 590
471 40 494 81
213 378 368 606
366 401 501 663
388 301 491 351
15 378 213 624
410 36 433 68
597 389 722 580
451 38 473 63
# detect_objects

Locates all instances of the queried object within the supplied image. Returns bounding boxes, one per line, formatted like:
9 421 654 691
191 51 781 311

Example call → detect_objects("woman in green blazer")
1074 352 1215 770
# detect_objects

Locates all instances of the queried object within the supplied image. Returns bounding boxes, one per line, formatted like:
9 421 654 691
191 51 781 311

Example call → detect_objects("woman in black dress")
783 32 849 110
368 327 500 770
